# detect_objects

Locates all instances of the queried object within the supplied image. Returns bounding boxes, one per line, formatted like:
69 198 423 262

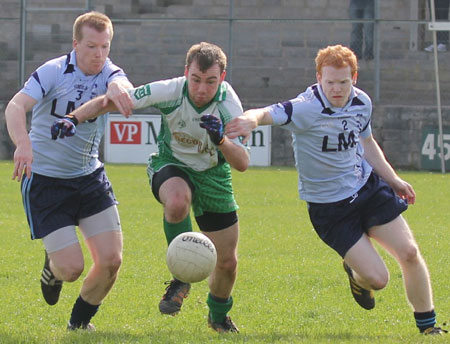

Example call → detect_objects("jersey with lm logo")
267 83 373 203
21 50 128 178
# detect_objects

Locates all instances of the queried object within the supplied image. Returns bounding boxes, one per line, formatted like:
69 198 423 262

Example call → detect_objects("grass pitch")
0 161 448 343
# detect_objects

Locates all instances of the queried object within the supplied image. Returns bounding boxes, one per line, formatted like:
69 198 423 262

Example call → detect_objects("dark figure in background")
349 0 375 60
425 0 450 52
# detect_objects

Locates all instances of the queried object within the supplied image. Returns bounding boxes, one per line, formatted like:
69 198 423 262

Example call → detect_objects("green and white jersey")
129 76 244 172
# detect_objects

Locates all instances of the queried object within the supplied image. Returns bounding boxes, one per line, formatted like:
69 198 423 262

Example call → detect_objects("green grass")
0 160 448 343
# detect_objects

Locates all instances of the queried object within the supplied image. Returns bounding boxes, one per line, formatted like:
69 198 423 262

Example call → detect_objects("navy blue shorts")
21 167 118 240
307 173 408 258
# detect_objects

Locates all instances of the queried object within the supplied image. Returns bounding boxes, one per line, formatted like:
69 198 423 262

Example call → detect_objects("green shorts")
147 153 238 217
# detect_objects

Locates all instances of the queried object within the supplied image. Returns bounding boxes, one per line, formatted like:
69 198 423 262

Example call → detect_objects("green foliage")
0 162 448 343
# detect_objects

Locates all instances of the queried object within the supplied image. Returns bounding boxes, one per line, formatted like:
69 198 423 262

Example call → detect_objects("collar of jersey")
183 80 227 113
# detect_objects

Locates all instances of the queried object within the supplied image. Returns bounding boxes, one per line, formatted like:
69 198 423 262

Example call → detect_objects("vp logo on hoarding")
110 121 141 144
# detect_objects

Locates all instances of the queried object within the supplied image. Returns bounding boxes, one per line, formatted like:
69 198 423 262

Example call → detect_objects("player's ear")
316 71 321 84
184 65 189 77
72 39 78 50
352 71 358 85
220 70 226 83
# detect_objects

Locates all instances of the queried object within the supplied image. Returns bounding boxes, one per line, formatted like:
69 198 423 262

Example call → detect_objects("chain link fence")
1 0 449 107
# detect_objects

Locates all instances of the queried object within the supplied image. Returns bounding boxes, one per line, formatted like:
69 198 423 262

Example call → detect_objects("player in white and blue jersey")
5 11 133 331
226 45 446 335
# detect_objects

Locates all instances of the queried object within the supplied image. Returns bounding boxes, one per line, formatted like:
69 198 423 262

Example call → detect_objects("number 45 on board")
421 133 450 161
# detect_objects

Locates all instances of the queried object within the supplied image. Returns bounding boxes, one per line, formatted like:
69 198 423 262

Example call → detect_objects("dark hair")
185 42 227 73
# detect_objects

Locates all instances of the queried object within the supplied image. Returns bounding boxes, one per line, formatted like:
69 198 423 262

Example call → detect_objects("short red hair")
315 45 358 77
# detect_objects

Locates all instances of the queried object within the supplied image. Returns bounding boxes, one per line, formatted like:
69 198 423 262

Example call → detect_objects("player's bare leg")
204 223 238 298
47 243 85 281
69 205 123 331
369 215 446 334
344 234 389 290
65 230 122 331
343 233 388 309
79 230 123 305
203 223 239 333
43 242 84 305
158 176 192 315
369 215 433 312
160 177 192 224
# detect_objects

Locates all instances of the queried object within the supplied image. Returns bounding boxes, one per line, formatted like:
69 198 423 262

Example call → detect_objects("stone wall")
1 0 449 170
0 0 446 105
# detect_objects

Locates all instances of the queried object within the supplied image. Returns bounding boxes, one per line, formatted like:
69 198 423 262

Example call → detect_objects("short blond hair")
315 45 358 77
73 11 113 41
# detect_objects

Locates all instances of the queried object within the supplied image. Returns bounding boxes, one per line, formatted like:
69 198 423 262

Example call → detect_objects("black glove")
199 114 225 145
51 114 79 140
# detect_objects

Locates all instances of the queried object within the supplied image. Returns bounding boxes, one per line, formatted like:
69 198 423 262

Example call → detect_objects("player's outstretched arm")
103 79 134 117
50 95 119 140
5 92 36 181
74 95 118 124
361 135 416 204
63 94 117 126
225 108 273 144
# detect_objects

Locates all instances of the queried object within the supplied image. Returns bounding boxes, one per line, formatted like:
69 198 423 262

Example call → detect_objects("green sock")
163 215 192 245
206 293 233 323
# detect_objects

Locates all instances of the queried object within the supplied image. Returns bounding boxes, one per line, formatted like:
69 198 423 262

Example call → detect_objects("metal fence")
0 0 449 108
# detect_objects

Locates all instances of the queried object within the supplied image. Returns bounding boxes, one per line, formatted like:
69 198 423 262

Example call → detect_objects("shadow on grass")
0 329 396 344
239 332 392 343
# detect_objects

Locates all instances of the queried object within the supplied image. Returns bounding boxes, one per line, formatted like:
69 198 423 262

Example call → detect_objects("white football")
166 232 217 283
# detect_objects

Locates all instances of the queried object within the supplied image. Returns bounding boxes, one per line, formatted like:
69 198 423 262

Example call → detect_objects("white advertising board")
105 114 271 166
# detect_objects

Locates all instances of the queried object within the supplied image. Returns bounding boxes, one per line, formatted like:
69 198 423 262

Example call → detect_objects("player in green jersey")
60 42 248 333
